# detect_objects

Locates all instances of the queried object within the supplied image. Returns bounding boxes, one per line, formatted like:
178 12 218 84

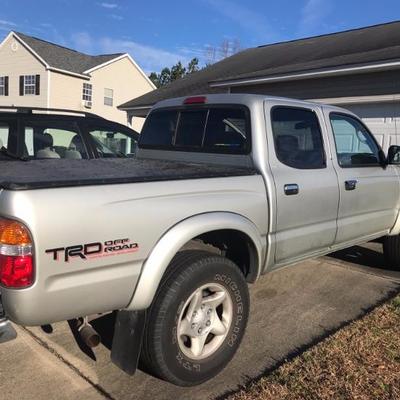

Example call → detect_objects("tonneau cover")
0 158 258 190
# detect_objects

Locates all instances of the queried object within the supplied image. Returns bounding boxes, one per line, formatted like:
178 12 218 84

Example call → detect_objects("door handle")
284 183 299 195
345 180 357 191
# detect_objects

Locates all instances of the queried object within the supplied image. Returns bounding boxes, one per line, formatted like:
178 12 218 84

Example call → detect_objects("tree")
187 58 200 74
148 72 160 88
205 39 242 65
158 68 172 86
170 61 186 82
149 58 200 88
219 39 230 59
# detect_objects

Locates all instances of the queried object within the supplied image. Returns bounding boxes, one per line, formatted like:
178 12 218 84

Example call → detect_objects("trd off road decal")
46 238 139 262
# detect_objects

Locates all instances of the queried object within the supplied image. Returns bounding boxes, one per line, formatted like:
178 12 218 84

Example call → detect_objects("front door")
266 103 340 264
324 110 400 244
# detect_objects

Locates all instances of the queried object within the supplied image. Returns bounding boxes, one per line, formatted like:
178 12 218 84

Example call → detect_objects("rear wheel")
141 250 250 386
383 235 400 270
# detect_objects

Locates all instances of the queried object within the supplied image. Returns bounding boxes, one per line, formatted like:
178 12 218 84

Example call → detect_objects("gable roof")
119 20 400 112
10 31 124 77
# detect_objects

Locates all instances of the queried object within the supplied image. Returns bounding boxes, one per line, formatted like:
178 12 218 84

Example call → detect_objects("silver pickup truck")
1 94 400 386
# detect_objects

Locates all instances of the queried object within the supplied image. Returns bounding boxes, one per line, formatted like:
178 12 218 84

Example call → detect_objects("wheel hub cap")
189 305 214 336
177 283 233 360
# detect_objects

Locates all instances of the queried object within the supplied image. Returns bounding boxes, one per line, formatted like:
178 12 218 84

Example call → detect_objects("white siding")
0 34 47 107
49 71 87 110
89 56 154 129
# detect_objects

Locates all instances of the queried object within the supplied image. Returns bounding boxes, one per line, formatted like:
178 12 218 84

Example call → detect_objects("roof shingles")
119 20 400 110
14 31 123 76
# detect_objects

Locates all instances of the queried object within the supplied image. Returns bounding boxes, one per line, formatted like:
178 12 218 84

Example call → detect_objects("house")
0 31 155 130
119 20 400 150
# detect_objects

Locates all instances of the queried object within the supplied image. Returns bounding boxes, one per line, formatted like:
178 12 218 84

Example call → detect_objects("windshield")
87 127 138 158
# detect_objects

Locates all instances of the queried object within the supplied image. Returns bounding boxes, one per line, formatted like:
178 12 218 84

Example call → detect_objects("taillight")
183 96 207 105
0 218 34 288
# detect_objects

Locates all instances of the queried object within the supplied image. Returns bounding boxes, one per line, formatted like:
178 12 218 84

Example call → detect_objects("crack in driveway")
22 327 115 400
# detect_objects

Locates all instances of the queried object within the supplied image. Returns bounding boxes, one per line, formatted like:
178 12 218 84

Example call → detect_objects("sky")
1 0 400 73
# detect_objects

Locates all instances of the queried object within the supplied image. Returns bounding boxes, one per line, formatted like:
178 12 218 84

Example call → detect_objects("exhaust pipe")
77 317 101 348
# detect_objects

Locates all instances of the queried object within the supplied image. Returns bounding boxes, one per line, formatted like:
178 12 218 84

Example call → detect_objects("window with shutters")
0 77 5 96
24 75 37 95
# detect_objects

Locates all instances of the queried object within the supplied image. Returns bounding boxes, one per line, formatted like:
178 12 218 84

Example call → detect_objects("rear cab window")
140 105 250 154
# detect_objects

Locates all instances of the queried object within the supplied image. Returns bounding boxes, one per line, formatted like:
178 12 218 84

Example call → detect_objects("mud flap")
110 310 145 375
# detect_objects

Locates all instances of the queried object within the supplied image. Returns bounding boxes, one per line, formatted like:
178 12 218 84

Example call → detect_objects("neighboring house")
119 20 400 150
0 31 155 130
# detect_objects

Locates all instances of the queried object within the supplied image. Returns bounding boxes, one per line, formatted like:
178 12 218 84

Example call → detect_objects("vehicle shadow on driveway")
325 241 400 282
26 243 400 400
327 240 384 269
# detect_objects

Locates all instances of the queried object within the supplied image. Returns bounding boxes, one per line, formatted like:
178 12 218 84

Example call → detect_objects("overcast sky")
1 0 399 73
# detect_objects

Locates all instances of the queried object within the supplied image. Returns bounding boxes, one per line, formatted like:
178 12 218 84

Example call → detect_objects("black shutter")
4 76 8 96
19 76 24 96
35 75 40 95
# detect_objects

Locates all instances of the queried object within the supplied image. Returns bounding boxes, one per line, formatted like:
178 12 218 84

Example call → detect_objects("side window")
271 107 326 169
330 113 380 167
23 121 88 159
88 129 138 158
0 122 9 149
0 120 19 157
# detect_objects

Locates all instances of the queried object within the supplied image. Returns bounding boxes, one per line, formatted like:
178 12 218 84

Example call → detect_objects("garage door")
342 102 400 152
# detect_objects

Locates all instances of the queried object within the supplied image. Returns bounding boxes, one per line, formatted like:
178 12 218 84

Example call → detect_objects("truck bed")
0 158 258 190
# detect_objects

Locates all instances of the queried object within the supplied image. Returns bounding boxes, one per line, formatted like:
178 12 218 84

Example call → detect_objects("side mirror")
387 145 400 164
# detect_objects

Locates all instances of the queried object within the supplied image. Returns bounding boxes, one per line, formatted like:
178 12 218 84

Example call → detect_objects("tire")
140 250 250 386
383 235 400 270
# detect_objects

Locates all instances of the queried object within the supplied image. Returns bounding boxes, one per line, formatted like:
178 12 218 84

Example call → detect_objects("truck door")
324 110 400 244
265 104 339 264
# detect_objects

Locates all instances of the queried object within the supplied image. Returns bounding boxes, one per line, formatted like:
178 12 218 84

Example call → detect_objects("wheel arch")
126 212 265 311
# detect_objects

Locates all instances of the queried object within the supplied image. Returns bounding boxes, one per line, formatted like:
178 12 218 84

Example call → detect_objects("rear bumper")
0 293 17 344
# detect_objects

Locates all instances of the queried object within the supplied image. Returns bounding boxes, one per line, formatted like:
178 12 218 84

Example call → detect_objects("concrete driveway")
1 241 399 400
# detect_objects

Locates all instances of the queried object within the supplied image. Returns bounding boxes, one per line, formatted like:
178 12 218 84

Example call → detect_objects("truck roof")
152 93 351 115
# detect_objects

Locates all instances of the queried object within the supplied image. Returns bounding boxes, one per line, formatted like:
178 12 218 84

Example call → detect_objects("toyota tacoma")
1 94 400 386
